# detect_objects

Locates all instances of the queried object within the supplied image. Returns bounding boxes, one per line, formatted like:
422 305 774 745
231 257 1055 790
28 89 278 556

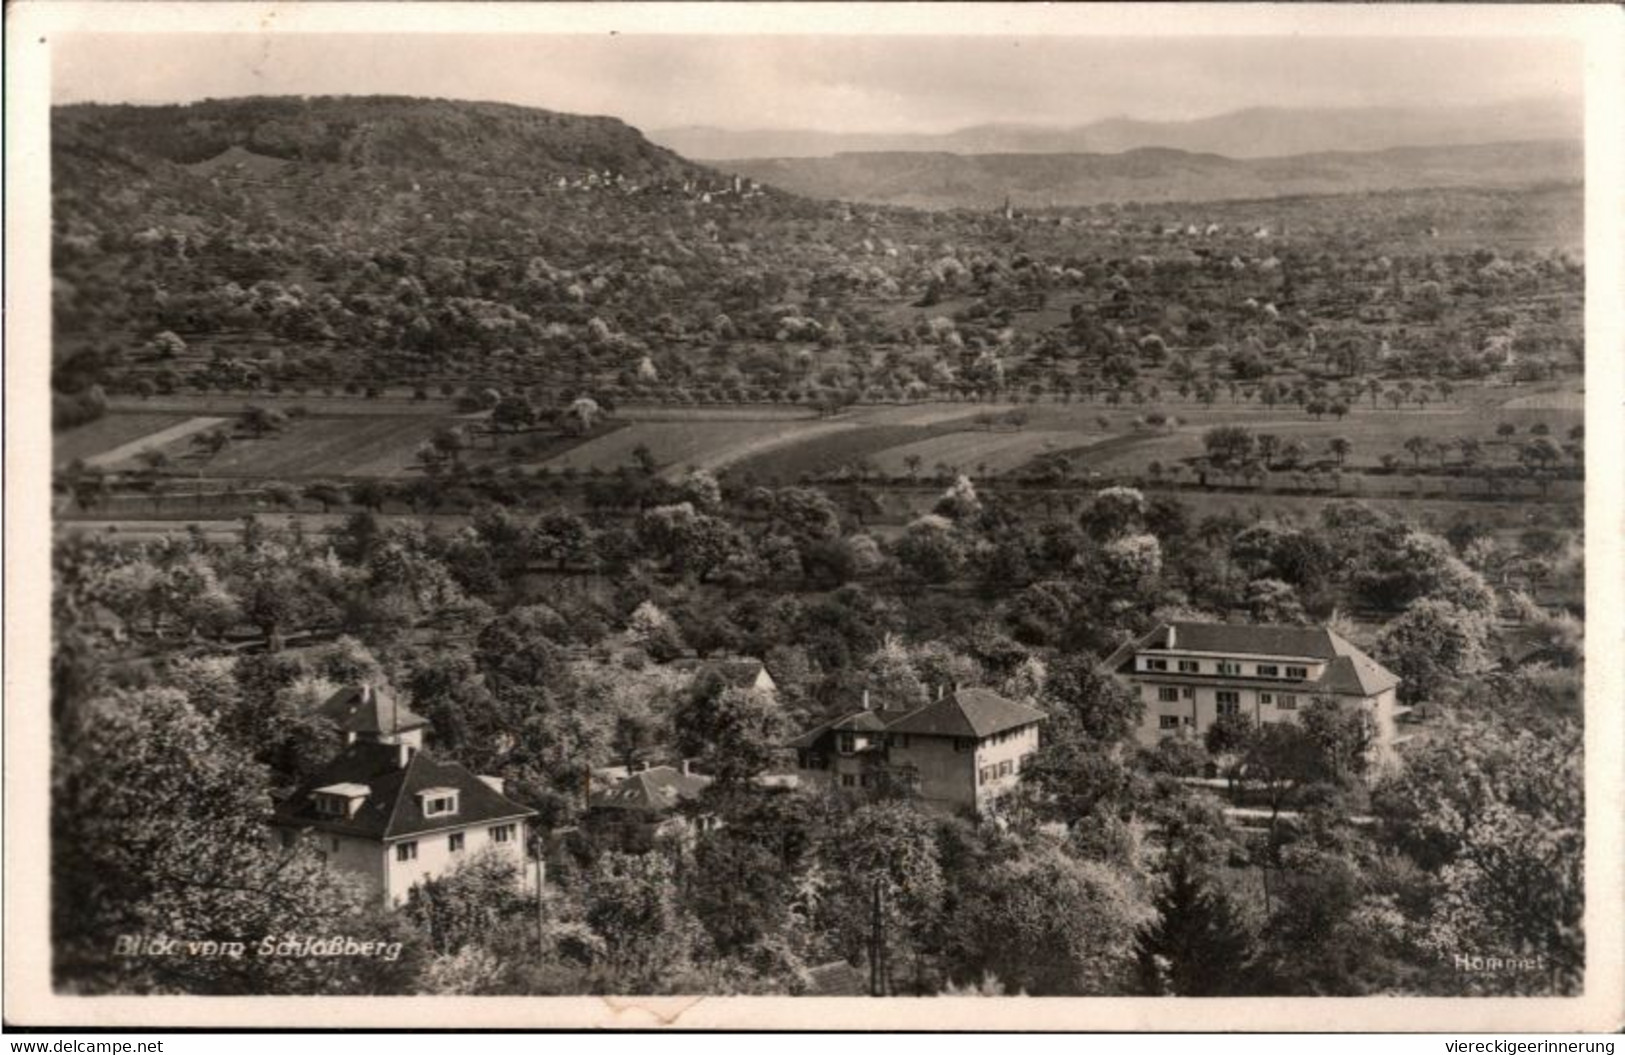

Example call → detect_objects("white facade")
1123 643 1403 770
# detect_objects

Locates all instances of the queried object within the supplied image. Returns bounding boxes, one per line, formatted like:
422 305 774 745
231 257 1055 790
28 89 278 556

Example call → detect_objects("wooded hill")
54 95 703 179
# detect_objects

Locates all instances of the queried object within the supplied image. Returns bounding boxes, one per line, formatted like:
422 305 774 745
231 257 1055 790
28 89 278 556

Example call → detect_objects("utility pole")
533 836 546 954
868 877 881 997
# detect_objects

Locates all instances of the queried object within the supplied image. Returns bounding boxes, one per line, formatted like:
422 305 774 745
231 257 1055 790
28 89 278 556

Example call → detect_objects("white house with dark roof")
275 683 537 906
790 687 1046 813
1104 621 1405 766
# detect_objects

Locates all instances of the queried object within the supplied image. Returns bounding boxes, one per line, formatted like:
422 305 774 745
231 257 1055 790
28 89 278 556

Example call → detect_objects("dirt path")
84 417 228 468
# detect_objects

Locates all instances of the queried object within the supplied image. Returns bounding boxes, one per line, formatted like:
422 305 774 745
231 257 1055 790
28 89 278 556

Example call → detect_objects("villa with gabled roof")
274 683 537 906
790 687 1046 813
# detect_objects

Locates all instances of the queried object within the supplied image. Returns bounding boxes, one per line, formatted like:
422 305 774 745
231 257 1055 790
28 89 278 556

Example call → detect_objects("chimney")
477 774 506 795
1166 625 1177 649
681 759 693 777
396 742 414 769
937 683 945 701
862 689 872 711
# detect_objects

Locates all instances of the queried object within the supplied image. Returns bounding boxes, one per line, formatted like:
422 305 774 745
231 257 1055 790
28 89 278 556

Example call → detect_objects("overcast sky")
52 33 1581 133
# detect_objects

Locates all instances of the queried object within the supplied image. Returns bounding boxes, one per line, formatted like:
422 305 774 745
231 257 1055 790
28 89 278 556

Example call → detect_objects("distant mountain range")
714 140 1582 210
53 95 1583 216
650 98 1580 161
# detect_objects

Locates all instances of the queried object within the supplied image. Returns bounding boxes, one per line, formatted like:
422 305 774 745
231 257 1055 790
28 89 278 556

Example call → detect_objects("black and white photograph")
7 0 1622 1032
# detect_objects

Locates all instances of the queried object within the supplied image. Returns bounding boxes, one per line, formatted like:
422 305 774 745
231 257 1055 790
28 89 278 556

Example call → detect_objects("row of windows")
1142 657 1311 679
831 730 1022 756
394 823 517 863
836 732 924 754
977 759 1018 785
1156 688 1300 710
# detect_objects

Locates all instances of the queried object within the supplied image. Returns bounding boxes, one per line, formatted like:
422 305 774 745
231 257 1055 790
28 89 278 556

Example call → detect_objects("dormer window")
1285 665 1309 680
418 787 460 818
312 782 369 819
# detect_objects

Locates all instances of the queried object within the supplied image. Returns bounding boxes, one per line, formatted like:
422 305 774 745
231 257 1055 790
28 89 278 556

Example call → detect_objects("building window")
1260 693 1274 705
314 795 346 817
998 760 1013 777
1285 666 1309 680
1278 694 1299 711
423 793 459 818
1159 716 1181 730
1177 660 1200 673
954 738 974 753
1181 687 1194 699
1217 661 1241 676
395 841 418 863
1157 687 1180 702
841 774 856 788
449 832 465 853
1216 691 1240 716
1256 664 1279 678
837 733 855 754
1144 658 1168 671
489 824 517 844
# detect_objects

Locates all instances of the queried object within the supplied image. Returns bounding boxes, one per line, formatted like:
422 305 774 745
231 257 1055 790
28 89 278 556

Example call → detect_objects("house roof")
1105 621 1399 697
314 683 428 737
786 709 891 750
315 782 371 798
884 687 1047 739
703 657 773 690
273 742 534 841
791 688 1046 748
587 765 711 813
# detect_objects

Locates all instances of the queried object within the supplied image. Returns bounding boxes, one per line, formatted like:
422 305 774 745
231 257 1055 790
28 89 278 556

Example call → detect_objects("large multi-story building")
272 684 537 906
1104 621 1405 766
789 687 1046 813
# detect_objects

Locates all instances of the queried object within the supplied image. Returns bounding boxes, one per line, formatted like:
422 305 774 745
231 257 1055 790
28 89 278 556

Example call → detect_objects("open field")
184 416 447 478
56 412 194 468
61 384 1583 524
534 419 857 478
84 416 228 469
855 403 1023 427
1501 390 1585 411
868 429 1100 476
616 404 820 423
106 393 465 417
